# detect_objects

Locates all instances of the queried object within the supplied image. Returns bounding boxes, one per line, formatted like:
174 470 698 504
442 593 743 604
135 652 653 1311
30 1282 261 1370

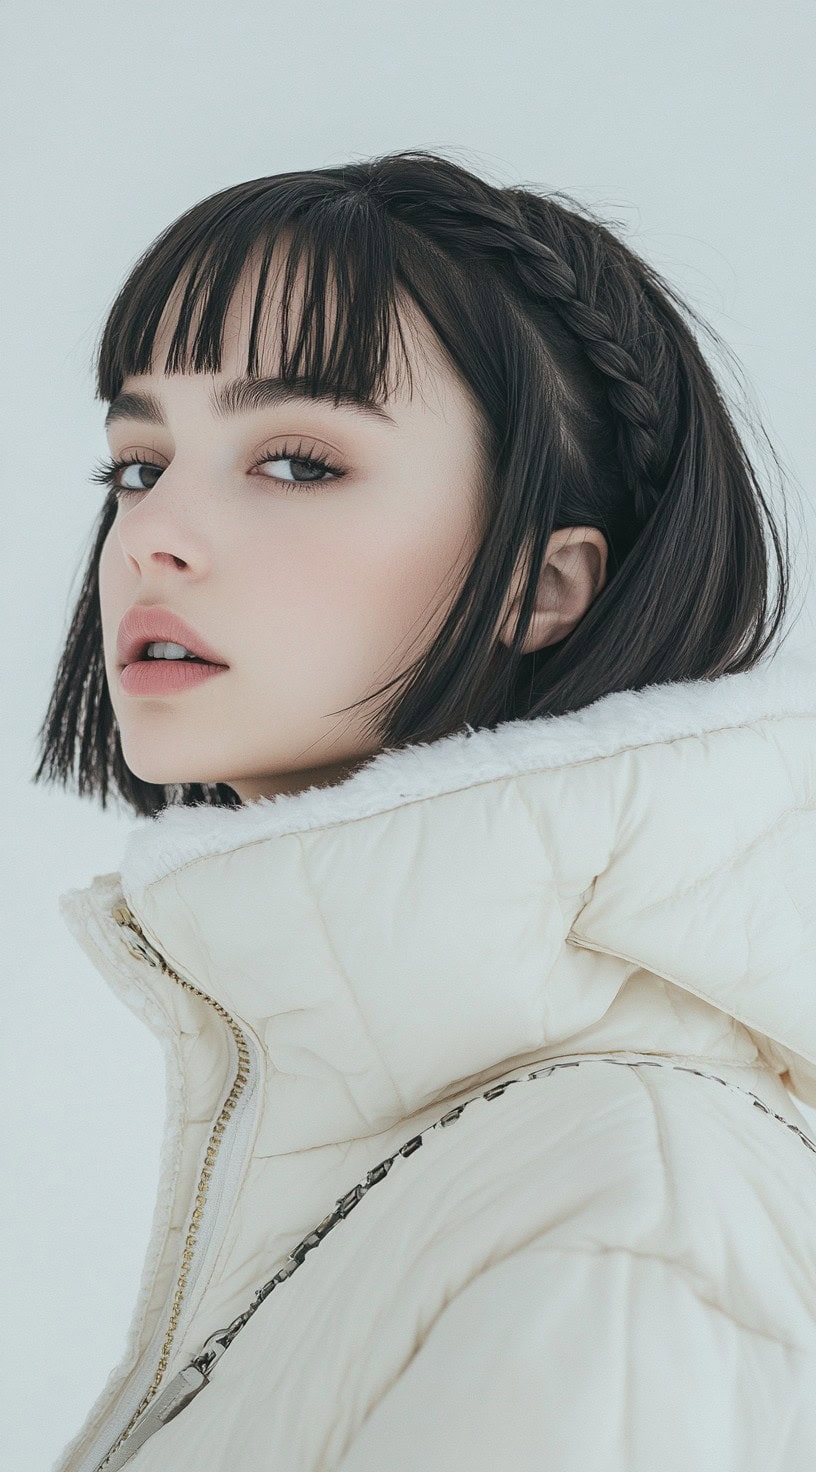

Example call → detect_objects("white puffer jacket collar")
70 644 816 1118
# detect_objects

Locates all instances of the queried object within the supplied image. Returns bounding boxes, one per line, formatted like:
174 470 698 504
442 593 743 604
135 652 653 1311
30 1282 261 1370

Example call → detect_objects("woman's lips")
119 659 230 696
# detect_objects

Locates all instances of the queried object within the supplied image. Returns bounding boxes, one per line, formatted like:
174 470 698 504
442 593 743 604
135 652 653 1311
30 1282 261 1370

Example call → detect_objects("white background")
2 2 815 1468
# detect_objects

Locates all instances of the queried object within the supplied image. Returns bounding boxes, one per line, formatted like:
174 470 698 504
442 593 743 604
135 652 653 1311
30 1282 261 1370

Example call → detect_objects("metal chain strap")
186 1053 816 1379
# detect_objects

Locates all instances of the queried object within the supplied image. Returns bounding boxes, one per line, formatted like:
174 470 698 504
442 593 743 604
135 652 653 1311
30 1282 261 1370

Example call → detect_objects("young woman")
38 149 816 1471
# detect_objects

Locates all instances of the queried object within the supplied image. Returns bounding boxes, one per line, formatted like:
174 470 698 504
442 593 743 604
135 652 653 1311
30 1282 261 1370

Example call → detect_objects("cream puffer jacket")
53 649 816 1472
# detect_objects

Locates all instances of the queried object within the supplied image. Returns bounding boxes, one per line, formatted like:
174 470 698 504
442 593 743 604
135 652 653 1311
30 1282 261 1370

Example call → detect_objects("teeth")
144 641 205 661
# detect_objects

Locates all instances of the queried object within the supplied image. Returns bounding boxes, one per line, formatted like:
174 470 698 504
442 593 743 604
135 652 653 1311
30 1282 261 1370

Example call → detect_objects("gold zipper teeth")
103 903 251 1464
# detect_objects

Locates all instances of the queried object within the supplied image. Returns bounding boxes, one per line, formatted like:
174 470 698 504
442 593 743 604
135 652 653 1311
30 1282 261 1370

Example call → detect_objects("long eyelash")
88 440 346 499
88 452 147 490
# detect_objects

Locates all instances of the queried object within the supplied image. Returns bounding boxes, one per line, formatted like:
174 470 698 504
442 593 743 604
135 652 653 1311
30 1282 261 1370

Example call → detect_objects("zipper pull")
95 1364 210 1472
112 903 164 969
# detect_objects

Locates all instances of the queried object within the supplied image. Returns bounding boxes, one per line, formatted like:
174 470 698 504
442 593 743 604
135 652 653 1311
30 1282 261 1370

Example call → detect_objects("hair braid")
384 179 669 524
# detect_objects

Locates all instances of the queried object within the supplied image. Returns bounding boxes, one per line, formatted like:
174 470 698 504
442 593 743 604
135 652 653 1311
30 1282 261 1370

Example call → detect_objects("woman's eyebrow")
103 375 398 430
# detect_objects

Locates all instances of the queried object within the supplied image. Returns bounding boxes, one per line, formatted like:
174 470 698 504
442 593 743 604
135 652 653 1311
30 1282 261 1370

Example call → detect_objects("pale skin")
98 245 608 803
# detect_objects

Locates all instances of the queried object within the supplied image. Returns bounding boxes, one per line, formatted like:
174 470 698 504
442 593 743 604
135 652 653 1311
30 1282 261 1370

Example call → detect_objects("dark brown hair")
33 147 806 817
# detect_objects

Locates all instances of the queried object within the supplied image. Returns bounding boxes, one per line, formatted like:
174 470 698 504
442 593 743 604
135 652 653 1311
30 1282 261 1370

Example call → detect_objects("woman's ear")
494 526 608 655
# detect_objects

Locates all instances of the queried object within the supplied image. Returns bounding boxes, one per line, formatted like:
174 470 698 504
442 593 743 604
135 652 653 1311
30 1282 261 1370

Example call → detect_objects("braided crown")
378 175 668 525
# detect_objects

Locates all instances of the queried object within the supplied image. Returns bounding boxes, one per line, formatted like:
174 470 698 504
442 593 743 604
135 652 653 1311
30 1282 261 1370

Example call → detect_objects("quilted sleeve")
333 1242 816 1472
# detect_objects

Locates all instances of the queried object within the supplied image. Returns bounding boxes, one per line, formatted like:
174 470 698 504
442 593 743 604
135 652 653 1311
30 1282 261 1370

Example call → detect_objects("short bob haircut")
34 148 805 817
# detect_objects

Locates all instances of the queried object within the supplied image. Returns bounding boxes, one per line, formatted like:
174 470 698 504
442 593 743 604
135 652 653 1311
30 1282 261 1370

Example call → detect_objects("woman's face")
98 256 486 801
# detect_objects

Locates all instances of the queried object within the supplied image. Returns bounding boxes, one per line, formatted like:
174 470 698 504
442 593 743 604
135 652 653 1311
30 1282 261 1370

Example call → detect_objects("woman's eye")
88 456 161 499
119 461 161 492
252 446 344 490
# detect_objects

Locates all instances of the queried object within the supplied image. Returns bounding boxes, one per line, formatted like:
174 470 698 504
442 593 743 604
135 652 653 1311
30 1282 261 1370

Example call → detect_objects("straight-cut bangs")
33 149 804 817
97 175 435 456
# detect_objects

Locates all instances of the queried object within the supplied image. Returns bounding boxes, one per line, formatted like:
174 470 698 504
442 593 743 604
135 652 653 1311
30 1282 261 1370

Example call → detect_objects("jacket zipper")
72 902 261 1472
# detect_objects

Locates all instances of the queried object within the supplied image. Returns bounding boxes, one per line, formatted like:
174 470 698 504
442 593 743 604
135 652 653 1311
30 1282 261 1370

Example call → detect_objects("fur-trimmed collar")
121 644 816 898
